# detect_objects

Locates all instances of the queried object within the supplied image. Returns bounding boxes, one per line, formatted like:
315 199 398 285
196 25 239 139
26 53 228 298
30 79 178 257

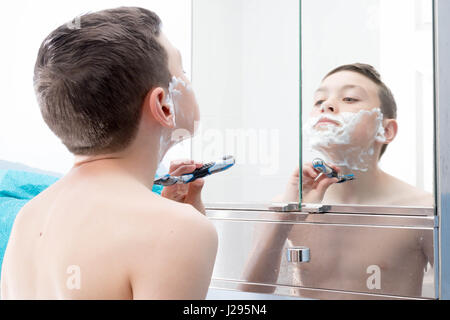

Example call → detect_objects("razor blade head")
222 155 236 164
153 174 179 186
312 158 325 168
312 158 334 176
337 174 355 184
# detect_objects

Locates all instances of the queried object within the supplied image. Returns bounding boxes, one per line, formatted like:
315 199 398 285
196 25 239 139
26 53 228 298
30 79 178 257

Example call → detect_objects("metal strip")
435 0 450 300
310 204 435 216
210 279 431 300
206 209 436 228
205 202 435 216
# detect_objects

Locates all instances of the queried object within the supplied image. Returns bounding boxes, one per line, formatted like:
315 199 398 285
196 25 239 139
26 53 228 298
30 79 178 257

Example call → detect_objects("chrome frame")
206 209 436 228
206 203 435 216
209 279 430 300
435 0 450 300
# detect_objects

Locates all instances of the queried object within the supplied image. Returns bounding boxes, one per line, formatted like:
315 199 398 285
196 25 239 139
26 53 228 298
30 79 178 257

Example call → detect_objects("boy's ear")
144 87 175 128
383 119 398 144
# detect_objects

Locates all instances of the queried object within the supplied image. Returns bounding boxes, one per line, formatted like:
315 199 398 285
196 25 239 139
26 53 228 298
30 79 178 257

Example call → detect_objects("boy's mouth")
314 117 341 127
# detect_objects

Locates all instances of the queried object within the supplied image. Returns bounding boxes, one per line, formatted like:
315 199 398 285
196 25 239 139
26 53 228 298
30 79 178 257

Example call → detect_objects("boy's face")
312 71 381 116
308 71 386 155
158 33 200 134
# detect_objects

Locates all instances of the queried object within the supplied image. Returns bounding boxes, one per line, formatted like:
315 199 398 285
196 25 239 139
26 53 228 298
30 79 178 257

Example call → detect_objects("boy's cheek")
174 98 198 133
351 119 378 144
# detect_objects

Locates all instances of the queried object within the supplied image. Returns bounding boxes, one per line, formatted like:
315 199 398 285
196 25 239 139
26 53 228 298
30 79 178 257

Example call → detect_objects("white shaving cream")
158 76 193 162
305 108 386 172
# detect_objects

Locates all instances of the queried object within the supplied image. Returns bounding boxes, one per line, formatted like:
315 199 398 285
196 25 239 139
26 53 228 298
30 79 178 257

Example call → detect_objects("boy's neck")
71 126 170 190
324 162 387 205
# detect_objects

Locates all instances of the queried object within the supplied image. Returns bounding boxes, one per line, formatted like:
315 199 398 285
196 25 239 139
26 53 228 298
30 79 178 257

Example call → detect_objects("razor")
312 158 355 184
154 155 236 186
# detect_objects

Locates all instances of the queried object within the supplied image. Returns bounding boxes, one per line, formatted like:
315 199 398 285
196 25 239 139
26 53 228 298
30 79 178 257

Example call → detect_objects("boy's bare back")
1 166 217 299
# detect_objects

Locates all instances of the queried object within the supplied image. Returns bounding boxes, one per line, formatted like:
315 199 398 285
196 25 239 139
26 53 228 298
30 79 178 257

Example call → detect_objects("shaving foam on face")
165 76 181 126
164 76 194 126
158 76 194 163
158 128 173 163
306 108 386 172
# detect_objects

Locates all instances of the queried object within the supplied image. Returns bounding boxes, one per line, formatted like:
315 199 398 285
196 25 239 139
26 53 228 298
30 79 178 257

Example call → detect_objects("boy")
1 7 217 300
241 64 434 299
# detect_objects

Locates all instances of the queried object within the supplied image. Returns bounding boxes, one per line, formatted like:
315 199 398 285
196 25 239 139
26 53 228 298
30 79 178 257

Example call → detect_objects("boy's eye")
314 100 324 107
343 97 358 102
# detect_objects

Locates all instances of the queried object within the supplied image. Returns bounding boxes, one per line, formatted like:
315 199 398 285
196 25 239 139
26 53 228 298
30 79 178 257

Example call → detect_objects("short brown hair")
324 63 397 159
34 7 171 155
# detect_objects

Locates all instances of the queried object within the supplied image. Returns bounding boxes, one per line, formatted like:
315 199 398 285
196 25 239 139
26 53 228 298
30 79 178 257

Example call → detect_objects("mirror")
299 0 435 208
205 0 436 301
208 216 435 299
190 0 300 205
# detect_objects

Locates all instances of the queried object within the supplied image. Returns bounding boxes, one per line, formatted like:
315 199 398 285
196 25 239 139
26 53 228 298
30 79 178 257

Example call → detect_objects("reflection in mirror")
281 0 434 207
208 217 435 299
191 0 300 204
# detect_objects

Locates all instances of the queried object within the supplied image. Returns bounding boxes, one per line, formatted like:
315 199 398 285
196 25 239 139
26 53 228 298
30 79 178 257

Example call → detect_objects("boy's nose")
321 102 337 113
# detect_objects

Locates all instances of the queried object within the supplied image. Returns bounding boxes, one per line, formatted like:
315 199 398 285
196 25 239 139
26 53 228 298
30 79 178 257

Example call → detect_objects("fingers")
302 175 339 203
169 159 193 171
291 166 300 178
188 178 205 192
301 161 342 203
161 184 188 202
328 163 341 174
302 163 321 186
302 164 319 180
185 178 206 214
303 161 341 180
168 159 203 177
163 159 206 213
169 159 194 173
316 177 340 192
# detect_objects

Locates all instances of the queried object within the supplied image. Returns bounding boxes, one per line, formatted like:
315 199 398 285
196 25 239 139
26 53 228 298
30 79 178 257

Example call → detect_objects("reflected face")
306 71 388 171
158 33 200 134
309 71 385 151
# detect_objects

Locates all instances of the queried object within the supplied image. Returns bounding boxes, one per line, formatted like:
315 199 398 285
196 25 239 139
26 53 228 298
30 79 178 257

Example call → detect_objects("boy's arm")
127 205 218 300
239 222 293 293
420 228 434 267
239 164 339 293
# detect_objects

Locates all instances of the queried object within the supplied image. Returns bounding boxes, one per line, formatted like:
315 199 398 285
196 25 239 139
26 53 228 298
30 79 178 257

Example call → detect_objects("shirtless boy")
241 64 434 299
1 7 218 299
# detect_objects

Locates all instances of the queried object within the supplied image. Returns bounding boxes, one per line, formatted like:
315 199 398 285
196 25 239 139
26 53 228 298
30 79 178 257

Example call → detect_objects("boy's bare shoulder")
116 189 218 299
113 188 217 246
384 173 434 207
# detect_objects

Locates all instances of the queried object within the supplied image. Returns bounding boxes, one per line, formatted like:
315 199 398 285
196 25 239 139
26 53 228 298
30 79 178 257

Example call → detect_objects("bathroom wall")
0 0 192 174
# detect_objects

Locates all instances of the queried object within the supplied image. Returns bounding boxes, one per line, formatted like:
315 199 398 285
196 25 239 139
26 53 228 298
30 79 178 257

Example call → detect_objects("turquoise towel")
0 169 163 280
0 170 59 279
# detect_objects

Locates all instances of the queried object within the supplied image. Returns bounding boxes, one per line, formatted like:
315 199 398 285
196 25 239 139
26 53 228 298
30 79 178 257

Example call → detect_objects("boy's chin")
312 144 357 155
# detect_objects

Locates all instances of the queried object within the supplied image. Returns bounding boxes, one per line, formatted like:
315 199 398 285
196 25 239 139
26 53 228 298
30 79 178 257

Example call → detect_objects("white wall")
302 0 434 193
0 0 192 174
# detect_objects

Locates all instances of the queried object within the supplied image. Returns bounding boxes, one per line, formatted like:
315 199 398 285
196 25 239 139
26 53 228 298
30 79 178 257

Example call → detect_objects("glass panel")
191 0 300 205
210 218 436 299
298 0 435 208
